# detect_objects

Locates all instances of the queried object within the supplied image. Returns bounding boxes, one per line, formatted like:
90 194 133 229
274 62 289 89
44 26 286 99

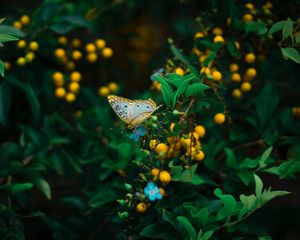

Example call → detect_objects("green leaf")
197 230 215 240
282 18 293 40
194 207 209 226
177 216 196 240
11 183 33 194
203 51 217 67
261 189 290 203
0 59 4 77
89 190 118 208
268 20 285 38
256 83 279 129
0 25 25 38
214 188 237 220
226 39 241 58
281 47 300 64
185 83 209 98
0 18 5 24
154 75 173 106
30 173 51 200
0 33 19 43
140 224 177 239
162 209 180 229
245 21 267 35
225 148 236 168
239 194 257 211
254 174 263 198
258 147 273 169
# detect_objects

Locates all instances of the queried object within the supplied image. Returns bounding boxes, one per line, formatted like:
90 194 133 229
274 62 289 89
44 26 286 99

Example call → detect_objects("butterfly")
107 95 160 128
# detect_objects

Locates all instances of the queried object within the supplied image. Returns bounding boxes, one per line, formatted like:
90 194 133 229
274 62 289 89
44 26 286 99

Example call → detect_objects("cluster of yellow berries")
4 15 39 68
12 14 30 30
14 40 39 67
54 37 113 69
98 82 119 97
53 71 81 103
149 123 206 162
230 52 257 99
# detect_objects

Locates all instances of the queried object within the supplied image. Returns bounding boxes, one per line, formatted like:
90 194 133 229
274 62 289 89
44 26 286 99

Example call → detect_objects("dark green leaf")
281 47 300 64
282 18 294 40
268 20 285 38
185 83 209 98
177 216 196 240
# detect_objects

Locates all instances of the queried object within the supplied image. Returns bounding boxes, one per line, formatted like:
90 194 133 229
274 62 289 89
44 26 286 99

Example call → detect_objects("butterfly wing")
107 95 134 124
129 99 158 127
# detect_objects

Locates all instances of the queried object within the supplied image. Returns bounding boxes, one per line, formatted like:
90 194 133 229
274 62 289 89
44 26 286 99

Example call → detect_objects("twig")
180 97 196 122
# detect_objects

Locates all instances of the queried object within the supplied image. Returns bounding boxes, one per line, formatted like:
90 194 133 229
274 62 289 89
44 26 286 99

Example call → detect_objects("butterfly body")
107 95 160 128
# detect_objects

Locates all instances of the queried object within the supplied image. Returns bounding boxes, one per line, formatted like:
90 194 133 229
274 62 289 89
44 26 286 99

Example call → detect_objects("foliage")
0 0 300 239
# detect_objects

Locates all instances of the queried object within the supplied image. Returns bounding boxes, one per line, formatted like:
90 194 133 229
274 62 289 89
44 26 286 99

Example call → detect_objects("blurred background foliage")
0 0 300 239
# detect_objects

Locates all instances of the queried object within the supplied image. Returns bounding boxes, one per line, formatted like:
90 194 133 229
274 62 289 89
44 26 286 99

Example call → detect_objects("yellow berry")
52 72 64 86
245 3 255 10
232 89 242 99
194 32 205 39
245 53 256 64
151 168 160 177
17 40 26 48
98 86 110 97
85 43 96 52
65 92 76 103
159 170 171 184
136 202 147 213
4 62 11 70
87 53 98 63
212 27 223 35
13 21 22 29
213 35 224 43
194 125 206 138
66 61 75 71
214 113 226 124
149 139 157 150
70 71 82 82
95 39 106 49
71 38 81 48
25 52 35 62
19 15 30 25
188 132 199 140
243 13 253 22
71 50 82 61
175 67 184 76
155 143 169 154
212 70 222 81
229 63 239 72
245 68 257 79
195 150 205 161
58 36 68 45
241 82 252 92
54 48 66 58
102 47 113 58
16 57 26 66
231 73 241 82
108 82 118 93
69 82 80 93
29 41 39 51
180 138 192 148
55 87 66 98
200 67 211 75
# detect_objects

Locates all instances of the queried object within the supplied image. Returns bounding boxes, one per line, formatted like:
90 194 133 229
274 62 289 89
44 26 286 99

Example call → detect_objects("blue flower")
144 182 162 201
129 125 147 141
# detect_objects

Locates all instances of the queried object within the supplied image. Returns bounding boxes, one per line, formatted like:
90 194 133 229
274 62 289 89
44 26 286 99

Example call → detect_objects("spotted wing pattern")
107 95 159 127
